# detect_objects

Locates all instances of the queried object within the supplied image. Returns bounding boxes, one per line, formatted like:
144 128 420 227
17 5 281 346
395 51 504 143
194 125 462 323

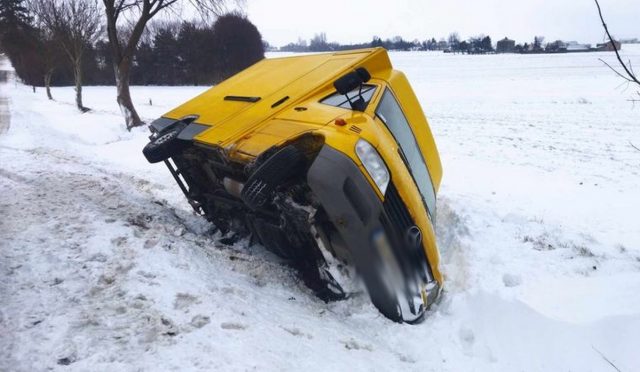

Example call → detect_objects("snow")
1 46 640 371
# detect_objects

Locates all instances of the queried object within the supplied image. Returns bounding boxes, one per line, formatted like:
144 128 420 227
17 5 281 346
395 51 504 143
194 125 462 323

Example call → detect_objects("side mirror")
332 67 372 111
355 67 371 83
334 72 361 95
333 67 371 95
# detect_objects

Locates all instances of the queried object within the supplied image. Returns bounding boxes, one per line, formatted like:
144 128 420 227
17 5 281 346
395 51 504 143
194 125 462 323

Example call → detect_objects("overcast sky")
245 0 640 47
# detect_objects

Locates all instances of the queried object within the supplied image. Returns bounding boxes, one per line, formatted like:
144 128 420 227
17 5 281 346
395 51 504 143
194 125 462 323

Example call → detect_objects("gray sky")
245 0 639 47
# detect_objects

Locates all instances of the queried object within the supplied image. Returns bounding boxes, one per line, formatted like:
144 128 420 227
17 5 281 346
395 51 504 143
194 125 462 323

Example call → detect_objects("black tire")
142 124 188 163
241 145 306 209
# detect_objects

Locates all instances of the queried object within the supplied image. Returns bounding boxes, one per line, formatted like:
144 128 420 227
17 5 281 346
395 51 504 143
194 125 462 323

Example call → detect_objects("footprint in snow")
341 338 373 352
502 273 522 287
395 352 417 364
281 326 313 339
55 341 77 366
459 326 475 352
220 322 248 330
161 317 179 336
144 238 159 249
173 293 200 311
190 315 210 329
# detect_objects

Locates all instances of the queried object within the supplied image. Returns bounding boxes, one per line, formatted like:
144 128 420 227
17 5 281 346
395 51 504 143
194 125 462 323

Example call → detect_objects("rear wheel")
142 124 188 163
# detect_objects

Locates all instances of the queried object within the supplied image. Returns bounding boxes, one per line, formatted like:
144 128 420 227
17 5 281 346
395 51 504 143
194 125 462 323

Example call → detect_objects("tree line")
0 0 264 128
277 32 617 55
278 33 497 53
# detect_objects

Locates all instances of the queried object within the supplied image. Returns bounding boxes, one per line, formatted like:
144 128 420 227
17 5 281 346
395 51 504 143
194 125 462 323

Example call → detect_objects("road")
0 58 11 135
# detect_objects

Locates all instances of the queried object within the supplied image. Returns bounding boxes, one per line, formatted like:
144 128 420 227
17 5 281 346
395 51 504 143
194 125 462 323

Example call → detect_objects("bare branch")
592 345 621 372
189 0 229 19
595 0 640 87
614 80 630 93
599 58 634 82
147 0 175 17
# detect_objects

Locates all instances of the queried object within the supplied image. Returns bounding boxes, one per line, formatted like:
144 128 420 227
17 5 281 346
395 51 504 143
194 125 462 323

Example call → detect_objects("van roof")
163 48 393 142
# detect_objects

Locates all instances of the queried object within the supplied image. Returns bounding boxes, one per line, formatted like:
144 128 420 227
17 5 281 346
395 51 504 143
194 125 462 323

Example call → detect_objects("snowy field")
1 46 640 371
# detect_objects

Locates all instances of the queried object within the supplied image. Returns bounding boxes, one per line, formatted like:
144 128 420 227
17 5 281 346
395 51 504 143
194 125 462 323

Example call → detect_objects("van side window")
320 84 377 109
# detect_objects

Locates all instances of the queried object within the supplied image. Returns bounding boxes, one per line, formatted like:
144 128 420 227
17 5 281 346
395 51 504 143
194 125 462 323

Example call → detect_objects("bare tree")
595 0 639 102
41 36 59 100
448 32 460 52
102 0 229 130
533 36 545 52
30 0 103 111
28 4 64 100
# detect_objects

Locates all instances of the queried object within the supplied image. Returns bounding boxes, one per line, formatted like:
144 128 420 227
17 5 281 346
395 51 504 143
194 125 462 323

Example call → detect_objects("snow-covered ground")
1 46 640 371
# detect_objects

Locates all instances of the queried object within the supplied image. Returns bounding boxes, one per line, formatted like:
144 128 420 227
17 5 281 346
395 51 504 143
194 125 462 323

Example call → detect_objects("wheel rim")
155 131 176 145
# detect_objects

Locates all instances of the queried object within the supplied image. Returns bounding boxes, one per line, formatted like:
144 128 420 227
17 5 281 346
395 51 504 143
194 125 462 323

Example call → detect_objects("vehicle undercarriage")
168 135 355 302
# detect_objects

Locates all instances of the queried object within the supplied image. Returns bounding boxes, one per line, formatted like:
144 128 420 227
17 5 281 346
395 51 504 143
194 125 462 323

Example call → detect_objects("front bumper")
307 145 440 321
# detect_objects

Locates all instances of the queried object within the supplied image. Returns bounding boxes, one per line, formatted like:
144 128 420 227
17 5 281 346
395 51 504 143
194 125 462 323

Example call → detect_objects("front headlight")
355 139 390 194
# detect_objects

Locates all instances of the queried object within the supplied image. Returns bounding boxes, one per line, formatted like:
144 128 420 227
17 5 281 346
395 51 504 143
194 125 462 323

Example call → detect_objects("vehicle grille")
380 182 432 282
382 183 413 234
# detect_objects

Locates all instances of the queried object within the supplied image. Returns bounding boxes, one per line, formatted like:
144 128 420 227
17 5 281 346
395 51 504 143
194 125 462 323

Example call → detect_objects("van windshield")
375 89 436 220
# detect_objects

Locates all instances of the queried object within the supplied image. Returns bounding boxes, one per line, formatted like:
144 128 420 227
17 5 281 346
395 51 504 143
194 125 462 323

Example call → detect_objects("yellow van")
143 48 443 323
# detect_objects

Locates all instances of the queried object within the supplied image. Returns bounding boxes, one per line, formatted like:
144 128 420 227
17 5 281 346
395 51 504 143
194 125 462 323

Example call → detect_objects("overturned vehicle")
142 48 444 323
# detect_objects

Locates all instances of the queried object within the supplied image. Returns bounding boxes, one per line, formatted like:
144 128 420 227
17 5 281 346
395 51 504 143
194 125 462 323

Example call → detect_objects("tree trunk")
104 0 149 131
44 70 53 100
115 58 143 130
32 85 36 93
73 61 85 111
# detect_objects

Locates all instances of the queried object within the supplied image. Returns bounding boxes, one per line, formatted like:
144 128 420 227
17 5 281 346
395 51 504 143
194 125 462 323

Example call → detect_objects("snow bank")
1 47 640 371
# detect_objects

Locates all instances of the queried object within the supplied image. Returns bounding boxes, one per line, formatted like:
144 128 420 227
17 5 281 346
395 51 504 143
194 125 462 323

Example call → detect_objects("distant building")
496 37 516 53
596 40 622 51
436 40 449 50
565 41 591 52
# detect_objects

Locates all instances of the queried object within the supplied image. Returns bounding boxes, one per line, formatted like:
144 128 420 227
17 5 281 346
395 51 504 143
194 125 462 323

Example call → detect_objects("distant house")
620 38 638 44
496 37 516 53
436 40 449 50
565 41 591 52
596 40 621 51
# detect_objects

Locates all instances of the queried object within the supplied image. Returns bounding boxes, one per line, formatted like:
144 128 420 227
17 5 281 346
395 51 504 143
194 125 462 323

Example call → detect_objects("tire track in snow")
0 148 191 368
0 143 316 369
